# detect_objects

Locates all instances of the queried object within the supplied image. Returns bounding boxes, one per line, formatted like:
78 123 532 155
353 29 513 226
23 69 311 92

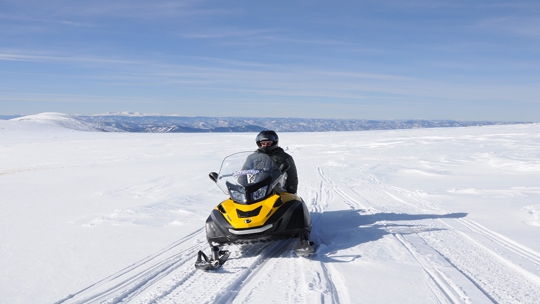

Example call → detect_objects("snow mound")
11 112 103 132
523 204 540 227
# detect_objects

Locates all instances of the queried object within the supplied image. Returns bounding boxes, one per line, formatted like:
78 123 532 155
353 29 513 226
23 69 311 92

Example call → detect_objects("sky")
0 0 539 121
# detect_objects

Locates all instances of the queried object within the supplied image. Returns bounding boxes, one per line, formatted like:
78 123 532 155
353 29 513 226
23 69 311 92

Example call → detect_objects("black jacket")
257 147 298 194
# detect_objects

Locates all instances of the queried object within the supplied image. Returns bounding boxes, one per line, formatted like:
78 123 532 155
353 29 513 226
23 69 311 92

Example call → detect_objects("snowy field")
1 113 540 304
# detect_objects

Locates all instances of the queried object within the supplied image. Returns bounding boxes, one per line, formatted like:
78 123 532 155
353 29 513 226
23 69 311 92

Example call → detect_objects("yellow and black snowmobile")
195 151 314 270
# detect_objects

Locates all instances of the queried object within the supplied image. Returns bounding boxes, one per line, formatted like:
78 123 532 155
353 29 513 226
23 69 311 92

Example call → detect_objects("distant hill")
9 112 117 132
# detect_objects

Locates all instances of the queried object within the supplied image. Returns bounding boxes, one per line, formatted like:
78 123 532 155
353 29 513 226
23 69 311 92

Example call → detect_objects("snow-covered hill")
10 112 119 132
1 120 540 303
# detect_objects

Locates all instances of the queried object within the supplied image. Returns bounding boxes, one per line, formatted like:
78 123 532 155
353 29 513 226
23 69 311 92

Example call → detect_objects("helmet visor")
259 140 274 147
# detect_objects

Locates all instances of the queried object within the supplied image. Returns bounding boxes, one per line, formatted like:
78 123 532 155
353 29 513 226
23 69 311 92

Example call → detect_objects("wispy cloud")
0 93 160 104
0 13 96 27
176 28 278 39
0 51 140 65
473 16 540 38
174 26 353 49
1 0 232 22
6 48 538 104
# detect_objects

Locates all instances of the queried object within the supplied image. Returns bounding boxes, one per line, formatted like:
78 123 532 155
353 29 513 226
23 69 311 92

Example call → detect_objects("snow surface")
1 116 540 303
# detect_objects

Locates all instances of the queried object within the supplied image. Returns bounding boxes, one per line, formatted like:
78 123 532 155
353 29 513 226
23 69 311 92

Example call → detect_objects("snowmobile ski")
295 241 315 257
194 247 230 270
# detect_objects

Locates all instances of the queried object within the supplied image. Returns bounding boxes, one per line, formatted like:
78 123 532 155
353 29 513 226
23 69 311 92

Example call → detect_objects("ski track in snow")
307 163 540 303
58 231 290 304
55 159 540 303
56 229 205 304
345 168 540 303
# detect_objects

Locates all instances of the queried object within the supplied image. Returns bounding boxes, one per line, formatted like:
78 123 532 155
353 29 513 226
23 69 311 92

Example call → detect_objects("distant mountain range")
78 114 529 133
1 113 530 133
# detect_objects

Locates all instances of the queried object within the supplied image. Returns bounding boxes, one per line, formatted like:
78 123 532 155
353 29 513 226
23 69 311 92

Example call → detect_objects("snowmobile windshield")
216 151 282 204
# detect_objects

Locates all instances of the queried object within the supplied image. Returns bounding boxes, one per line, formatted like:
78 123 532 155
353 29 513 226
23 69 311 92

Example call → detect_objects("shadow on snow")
309 210 468 262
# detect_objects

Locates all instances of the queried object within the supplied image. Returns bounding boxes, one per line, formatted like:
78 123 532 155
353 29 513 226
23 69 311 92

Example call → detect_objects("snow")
1 116 540 303
9 112 105 132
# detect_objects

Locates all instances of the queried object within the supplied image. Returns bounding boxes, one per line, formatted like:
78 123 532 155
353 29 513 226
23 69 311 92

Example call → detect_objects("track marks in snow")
395 233 492 303
315 165 367 211
75 239 313 304
302 257 349 304
314 164 495 303
60 230 294 303
114 242 281 303
217 240 303 304
457 218 540 269
420 229 540 304
351 170 540 303
57 229 205 304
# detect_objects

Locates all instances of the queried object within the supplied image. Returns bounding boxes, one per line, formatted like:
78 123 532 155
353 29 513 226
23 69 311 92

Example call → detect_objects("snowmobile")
195 151 314 270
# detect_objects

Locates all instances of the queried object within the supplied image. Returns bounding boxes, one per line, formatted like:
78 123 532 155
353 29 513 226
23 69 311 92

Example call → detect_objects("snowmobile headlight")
230 189 246 202
252 185 268 201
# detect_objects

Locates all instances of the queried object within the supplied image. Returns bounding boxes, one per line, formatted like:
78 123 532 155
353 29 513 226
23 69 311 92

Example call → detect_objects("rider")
255 130 298 194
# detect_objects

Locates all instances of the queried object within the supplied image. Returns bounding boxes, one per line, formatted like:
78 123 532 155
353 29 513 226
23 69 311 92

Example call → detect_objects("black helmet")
256 130 279 153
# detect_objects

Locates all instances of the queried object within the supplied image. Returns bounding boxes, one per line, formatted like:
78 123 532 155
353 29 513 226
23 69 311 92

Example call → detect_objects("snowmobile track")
135 241 295 303
364 170 540 279
352 169 540 303
315 164 496 303
59 230 301 303
56 229 206 304
211 239 296 303
457 218 540 268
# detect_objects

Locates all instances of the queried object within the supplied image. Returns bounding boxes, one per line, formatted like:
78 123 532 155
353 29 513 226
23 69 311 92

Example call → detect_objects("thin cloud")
1 0 233 21
0 51 140 65
0 13 96 27
308 70 416 81
175 26 353 49
0 93 160 105
176 28 278 39
474 16 540 38
381 0 540 11
4 49 536 105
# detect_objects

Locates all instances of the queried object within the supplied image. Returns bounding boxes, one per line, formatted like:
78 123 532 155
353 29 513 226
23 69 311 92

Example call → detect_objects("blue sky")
1 0 539 120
